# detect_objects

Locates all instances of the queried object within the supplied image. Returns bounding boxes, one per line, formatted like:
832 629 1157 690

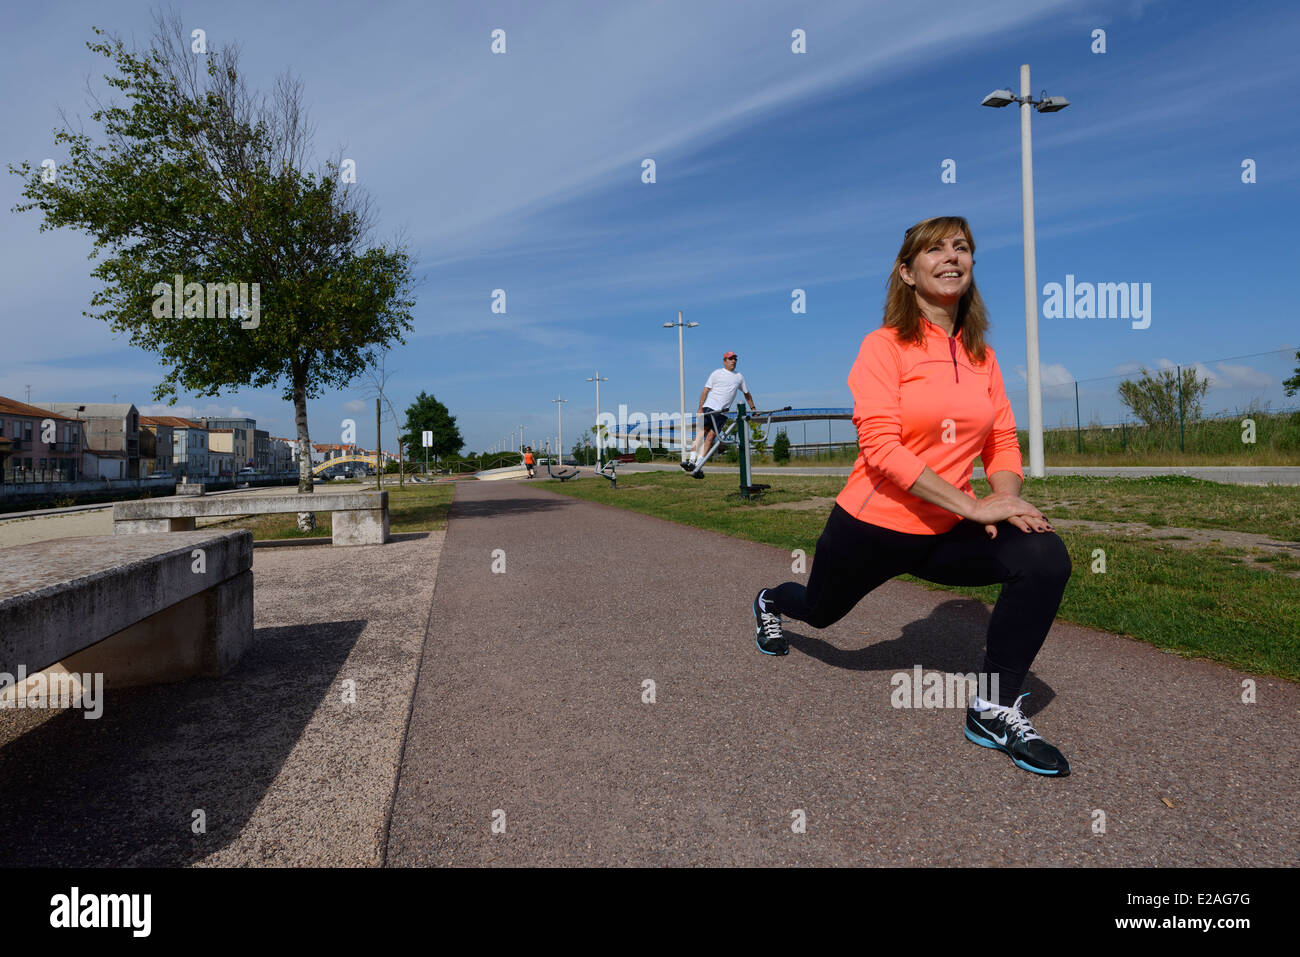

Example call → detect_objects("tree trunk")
293 368 315 532
375 398 382 491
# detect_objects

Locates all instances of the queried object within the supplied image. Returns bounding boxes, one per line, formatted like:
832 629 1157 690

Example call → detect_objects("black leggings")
767 505 1071 706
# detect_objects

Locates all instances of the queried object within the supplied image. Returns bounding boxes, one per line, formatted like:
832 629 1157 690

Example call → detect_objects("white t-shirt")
702 368 748 411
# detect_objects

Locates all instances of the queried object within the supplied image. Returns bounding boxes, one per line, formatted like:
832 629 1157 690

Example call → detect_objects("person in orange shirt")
752 216 1073 776
523 447 536 478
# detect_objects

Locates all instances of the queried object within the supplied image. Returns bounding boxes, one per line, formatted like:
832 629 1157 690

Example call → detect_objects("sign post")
422 430 432 475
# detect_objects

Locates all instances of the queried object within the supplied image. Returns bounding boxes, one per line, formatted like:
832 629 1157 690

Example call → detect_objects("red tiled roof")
0 397 77 420
140 415 205 429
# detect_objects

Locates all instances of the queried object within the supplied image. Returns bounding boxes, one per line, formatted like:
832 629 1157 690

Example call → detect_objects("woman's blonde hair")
882 215 989 363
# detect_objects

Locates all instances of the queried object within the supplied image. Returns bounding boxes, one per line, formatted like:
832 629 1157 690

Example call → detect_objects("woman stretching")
752 216 1072 776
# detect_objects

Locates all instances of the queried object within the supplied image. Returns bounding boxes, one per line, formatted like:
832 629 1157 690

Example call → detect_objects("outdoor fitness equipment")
597 458 619 489
692 404 792 499
546 457 581 482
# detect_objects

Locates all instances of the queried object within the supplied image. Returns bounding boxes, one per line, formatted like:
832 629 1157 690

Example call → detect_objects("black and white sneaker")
752 590 788 656
679 460 694 472
692 467 705 479
964 693 1070 776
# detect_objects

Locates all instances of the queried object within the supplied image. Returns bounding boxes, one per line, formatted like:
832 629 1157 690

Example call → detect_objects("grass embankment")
200 482 454 540
545 472 1300 681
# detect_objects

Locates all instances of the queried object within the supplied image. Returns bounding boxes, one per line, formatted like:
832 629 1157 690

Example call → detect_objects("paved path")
384 479 1299 866
2 478 1293 866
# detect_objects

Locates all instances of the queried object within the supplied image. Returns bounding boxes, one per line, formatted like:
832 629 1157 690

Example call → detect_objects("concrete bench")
112 490 388 546
0 531 253 701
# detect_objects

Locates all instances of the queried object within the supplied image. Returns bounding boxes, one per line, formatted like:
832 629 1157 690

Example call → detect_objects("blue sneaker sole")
963 725 1065 776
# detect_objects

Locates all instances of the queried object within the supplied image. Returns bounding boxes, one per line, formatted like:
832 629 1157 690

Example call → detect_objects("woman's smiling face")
899 231 973 306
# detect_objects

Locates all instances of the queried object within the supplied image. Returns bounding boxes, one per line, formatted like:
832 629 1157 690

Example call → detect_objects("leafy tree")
9 13 414 515
1117 366 1210 429
400 391 463 462
1284 349 1300 397
633 446 652 463
772 429 791 463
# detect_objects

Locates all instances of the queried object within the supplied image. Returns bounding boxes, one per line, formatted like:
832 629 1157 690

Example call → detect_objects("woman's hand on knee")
972 493 1053 536
971 492 1042 525
1004 512 1054 534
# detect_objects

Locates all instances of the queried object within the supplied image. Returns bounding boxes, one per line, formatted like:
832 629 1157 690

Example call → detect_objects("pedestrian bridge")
311 454 378 476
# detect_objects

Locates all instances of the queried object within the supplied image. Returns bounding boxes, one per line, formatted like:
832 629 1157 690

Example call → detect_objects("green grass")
200 482 454 540
544 471 1300 681
994 474 1300 540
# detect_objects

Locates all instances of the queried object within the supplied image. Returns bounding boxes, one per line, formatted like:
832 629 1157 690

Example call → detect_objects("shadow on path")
786 598 1057 714
449 496 571 519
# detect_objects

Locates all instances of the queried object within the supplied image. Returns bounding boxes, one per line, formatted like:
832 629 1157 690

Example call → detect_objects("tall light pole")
663 311 699 462
982 64 1069 479
552 395 567 465
518 424 525 454
586 371 608 468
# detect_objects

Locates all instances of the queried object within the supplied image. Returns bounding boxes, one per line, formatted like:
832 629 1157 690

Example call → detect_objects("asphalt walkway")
384 478 1299 866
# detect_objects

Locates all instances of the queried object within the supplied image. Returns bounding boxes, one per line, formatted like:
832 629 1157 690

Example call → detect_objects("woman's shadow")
784 597 1057 715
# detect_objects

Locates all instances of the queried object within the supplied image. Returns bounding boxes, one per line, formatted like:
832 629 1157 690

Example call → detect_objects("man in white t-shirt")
681 350 757 478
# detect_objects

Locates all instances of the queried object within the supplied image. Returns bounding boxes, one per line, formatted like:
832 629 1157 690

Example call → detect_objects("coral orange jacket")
834 317 1024 534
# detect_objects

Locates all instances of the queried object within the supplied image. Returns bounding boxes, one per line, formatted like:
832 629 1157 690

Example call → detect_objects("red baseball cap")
723 351 738 360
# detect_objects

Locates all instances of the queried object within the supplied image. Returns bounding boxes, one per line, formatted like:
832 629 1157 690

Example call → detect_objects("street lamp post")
519 424 525 455
586 371 608 468
552 395 567 466
663 311 699 462
982 64 1069 479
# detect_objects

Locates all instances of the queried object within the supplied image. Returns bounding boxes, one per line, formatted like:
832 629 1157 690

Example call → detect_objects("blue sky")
3 0 1297 454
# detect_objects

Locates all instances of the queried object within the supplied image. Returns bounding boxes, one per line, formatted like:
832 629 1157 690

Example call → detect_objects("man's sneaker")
752 590 788 656
692 467 705 479
964 694 1070 776
679 460 694 472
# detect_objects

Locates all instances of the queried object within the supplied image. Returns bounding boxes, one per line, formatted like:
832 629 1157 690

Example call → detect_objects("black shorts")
700 408 726 436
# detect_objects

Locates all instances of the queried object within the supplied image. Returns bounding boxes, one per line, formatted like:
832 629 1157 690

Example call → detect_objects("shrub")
773 430 791 463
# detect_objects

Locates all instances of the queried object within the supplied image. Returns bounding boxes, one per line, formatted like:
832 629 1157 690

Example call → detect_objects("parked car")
146 471 173 479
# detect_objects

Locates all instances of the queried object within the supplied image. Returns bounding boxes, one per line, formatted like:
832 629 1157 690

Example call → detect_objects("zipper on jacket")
947 337 959 383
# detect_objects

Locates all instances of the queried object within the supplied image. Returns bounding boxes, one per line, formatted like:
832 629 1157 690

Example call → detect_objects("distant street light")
552 395 568 467
586 371 608 468
982 64 1070 479
663 311 699 462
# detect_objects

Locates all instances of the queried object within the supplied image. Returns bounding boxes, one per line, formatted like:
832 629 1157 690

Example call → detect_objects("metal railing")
2 468 80 484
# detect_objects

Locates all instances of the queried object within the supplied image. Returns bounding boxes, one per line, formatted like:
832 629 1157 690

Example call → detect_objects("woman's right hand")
968 492 1050 530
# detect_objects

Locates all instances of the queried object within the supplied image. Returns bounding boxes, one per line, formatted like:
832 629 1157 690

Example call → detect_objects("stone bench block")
0 531 254 689
332 508 389 546
112 491 388 546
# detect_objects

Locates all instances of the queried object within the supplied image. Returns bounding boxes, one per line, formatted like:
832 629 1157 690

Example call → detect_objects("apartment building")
33 402 140 478
207 429 237 477
141 415 208 479
138 418 175 475
201 417 257 471
269 436 296 472
253 429 270 471
0 396 83 482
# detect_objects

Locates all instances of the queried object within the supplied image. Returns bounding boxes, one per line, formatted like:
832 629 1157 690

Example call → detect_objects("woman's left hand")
985 513 1054 538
